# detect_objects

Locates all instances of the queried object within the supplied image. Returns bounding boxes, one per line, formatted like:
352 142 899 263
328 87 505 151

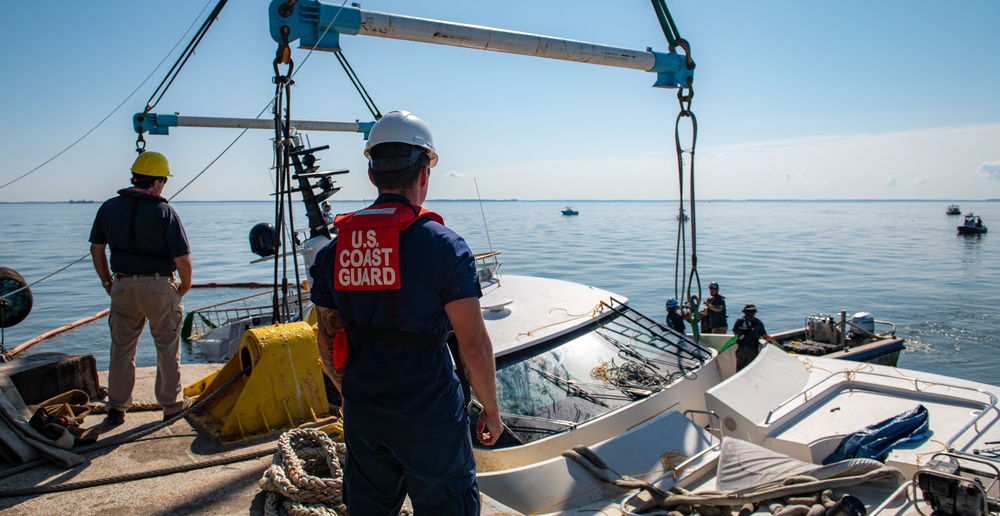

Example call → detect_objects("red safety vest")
329 202 445 368
333 202 444 291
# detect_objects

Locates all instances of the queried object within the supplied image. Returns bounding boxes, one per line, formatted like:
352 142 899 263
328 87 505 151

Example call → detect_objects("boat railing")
474 251 502 285
603 297 715 365
868 480 916 516
873 319 897 337
764 369 998 455
684 409 723 438
183 290 310 340
845 318 897 339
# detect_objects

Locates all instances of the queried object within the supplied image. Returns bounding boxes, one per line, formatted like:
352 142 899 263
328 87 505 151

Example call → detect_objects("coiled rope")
259 428 415 516
259 428 350 516
591 358 674 393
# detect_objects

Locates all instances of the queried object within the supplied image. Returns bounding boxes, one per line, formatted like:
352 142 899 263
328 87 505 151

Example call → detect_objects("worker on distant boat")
309 111 502 515
88 151 193 426
665 298 688 334
702 282 728 334
732 303 778 371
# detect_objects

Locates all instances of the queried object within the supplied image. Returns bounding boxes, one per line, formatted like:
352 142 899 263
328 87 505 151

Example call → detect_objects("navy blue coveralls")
666 310 686 334
733 316 768 372
310 193 483 515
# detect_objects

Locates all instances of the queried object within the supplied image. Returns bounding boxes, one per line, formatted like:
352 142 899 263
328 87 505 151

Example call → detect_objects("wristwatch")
102 279 113 288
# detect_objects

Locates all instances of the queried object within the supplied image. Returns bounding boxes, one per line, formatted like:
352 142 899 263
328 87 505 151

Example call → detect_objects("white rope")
259 428 348 516
259 428 414 516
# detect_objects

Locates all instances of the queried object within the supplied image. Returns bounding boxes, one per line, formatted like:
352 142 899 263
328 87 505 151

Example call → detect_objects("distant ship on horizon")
68 199 94 203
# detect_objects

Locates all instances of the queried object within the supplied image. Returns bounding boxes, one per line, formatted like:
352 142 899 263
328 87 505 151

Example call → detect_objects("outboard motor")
249 223 278 258
0 267 32 328
848 312 875 340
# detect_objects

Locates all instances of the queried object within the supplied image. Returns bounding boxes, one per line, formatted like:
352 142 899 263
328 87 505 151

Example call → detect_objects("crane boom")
133 113 375 137
268 0 693 89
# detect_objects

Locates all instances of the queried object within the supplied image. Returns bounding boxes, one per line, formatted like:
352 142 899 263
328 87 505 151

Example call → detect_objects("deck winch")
916 454 1000 516
805 314 841 344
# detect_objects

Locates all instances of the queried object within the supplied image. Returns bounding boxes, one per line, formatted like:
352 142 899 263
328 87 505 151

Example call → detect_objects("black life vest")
107 191 174 263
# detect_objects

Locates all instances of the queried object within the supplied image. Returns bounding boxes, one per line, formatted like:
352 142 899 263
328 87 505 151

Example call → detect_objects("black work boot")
105 408 125 426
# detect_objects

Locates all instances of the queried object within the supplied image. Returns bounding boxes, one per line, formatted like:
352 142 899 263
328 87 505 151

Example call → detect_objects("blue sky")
0 1 998 202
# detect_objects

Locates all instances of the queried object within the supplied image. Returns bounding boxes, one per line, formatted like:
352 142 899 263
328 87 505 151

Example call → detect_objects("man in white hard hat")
310 111 502 515
89 151 193 425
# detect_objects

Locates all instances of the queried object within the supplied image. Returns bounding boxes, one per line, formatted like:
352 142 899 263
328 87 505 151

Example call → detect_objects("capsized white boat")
475 339 1000 516
460 251 997 516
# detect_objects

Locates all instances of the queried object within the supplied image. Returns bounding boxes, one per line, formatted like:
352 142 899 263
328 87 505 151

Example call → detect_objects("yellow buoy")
184 321 338 443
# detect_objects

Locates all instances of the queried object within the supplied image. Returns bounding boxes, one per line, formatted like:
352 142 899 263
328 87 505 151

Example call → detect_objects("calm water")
1 200 998 386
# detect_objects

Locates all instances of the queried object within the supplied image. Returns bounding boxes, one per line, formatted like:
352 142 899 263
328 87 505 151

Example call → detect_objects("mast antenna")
474 178 494 253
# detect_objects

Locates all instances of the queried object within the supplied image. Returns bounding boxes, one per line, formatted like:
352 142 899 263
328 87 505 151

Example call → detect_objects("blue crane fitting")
649 50 693 89
269 0 362 52
133 113 179 135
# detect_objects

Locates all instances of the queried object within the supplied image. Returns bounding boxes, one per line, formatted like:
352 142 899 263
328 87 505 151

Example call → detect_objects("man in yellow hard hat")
88 151 193 425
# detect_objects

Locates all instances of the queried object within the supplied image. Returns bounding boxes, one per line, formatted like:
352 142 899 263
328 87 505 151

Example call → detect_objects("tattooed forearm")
319 308 344 335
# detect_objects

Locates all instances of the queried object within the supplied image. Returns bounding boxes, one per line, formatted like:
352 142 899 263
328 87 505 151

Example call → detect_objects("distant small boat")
677 209 689 222
957 213 987 234
946 204 961 215
561 207 578 216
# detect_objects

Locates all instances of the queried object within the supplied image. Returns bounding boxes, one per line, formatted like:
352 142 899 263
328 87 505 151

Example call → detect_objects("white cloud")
447 171 465 178
973 160 1000 181
784 172 804 183
693 124 1000 199
426 123 1000 200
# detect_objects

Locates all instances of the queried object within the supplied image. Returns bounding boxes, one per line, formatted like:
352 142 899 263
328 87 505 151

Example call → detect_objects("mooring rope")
259 428 416 516
260 428 350 516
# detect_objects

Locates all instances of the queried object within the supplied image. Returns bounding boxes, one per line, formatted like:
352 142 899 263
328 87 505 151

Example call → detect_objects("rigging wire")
0 0 221 297
3 0 362 323
649 0 701 321
264 0 361 323
677 108 699 314
137 0 230 123
0 0 217 192
335 52 382 121
649 0 681 50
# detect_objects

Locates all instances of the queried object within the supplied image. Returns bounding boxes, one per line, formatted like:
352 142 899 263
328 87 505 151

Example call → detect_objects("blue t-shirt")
310 194 481 442
89 189 190 274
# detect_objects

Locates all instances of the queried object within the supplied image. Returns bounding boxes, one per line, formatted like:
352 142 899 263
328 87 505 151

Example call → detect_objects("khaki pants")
709 327 727 334
107 275 184 413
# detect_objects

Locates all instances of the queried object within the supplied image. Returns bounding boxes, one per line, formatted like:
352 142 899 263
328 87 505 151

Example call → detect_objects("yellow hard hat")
131 151 171 177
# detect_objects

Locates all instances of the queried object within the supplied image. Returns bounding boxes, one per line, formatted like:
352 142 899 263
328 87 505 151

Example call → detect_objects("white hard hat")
364 110 438 168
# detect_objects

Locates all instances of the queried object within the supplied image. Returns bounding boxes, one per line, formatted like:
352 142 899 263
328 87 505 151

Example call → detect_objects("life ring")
0 267 33 328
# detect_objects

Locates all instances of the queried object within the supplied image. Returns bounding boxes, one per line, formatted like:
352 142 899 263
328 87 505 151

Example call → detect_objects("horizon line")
3 198 999 204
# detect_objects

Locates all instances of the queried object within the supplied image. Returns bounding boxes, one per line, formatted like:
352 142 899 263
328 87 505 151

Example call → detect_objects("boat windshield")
483 304 713 447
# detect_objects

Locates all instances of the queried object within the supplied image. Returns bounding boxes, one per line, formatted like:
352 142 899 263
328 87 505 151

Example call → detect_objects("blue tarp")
823 404 930 464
